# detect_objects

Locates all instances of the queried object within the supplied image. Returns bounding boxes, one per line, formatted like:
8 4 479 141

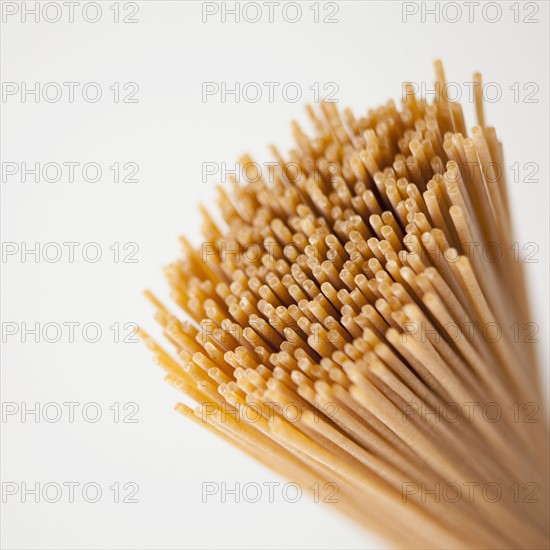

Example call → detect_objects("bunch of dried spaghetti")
142 61 549 549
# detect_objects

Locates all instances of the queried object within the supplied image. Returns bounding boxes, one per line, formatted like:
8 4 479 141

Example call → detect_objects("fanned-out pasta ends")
142 61 549 549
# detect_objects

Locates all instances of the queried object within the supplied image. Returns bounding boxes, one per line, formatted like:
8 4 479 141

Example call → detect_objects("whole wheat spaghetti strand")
144 61 549 549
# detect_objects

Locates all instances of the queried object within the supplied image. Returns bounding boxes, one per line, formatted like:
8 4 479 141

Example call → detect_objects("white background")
1 1 548 549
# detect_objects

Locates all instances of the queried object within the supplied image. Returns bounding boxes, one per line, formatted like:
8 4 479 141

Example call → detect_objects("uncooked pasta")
141 60 549 549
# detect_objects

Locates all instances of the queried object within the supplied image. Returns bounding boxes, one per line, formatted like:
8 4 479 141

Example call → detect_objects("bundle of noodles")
141 61 549 549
